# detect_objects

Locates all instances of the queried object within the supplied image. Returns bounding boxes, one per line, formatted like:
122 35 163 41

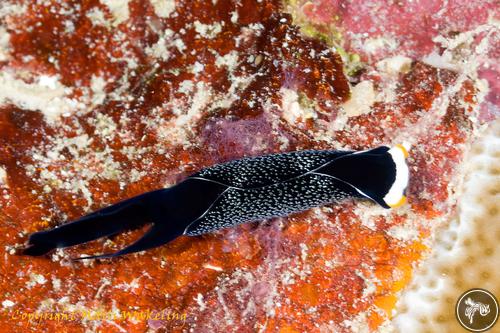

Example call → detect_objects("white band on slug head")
383 145 409 208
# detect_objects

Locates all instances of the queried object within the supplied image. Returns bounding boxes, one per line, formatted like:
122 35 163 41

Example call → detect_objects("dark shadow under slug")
21 145 409 260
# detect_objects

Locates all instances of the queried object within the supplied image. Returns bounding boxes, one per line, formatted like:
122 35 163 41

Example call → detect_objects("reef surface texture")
0 0 498 332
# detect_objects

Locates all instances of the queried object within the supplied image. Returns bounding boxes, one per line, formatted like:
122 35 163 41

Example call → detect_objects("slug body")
22 145 409 260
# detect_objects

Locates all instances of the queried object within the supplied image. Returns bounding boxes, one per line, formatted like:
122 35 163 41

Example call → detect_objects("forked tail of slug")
22 179 228 260
22 189 168 258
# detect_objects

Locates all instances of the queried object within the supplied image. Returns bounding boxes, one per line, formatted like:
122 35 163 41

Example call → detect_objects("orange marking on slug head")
395 144 409 158
389 195 407 208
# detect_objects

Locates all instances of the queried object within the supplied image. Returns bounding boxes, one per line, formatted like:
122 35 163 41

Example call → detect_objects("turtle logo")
456 289 499 332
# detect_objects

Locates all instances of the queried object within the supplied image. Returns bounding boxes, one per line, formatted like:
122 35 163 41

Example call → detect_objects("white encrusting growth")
363 36 398 54
150 0 176 18
194 21 223 39
387 222 420 242
0 167 6 185
146 32 174 61
101 0 130 26
280 88 317 124
86 7 107 27
203 263 224 271
26 272 48 289
156 81 213 146
0 26 10 61
383 145 409 207
2 300 14 308
215 51 239 71
0 72 82 122
90 75 108 105
376 55 412 76
342 80 376 117
195 293 206 311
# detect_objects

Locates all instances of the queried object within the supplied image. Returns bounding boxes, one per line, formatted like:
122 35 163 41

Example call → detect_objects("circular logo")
456 288 499 332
